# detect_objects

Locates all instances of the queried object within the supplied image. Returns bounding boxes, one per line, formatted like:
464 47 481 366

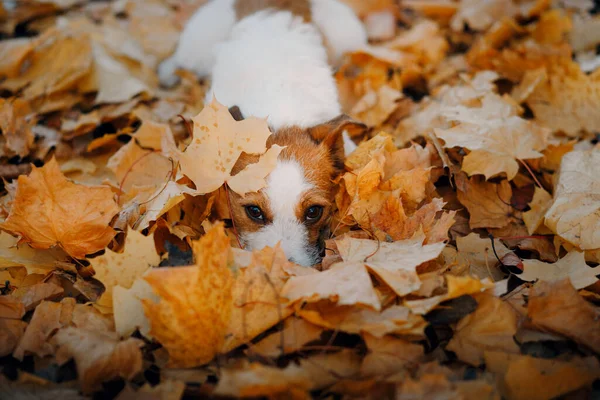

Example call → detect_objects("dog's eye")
245 205 265 222
305 205 323 222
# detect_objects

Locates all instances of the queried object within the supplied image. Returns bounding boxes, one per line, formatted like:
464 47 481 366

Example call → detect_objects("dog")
159 0 368 266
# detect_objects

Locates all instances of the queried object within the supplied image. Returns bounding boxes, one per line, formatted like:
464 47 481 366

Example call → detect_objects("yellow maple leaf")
520 251 598 290
176 98 284 196
435 93 550 180
0 158 119 259
544 149 600 250
142 223 234 367
90 230 160 310
336 234 446 297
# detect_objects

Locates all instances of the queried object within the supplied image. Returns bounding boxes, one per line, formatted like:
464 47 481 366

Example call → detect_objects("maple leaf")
0 231 69 275
447 293 520 366
223 245 299 353
113 276 158 338
0 33 93 100
452 233 513 280
528 278 600 353
142 223 234 367
435 93 550 180
360 333 423 377
519 60 600 135
523 186 552 235
456 174 519 229
450 0 518 32
1 158 119 259
53 327 144 394
252 317 323 357
336 234 446 297
350 85 402 127
13 298 76 360
544 149 600 250
485 351 600 400
176 98 284 196
214 350 361 397
90 230 160 310
10 282 63 311
281 261 380 310
520 251 598 290
0 318 27 357
370 196 455 244
297 302 427 338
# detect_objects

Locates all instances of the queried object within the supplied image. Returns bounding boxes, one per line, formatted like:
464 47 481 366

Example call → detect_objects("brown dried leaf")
361 333 424 377
13 298 75 360
457 175 518 229
10 282 63 311
1 158 119 259
0 318 27 357
528 278 600 353
447 293 520 366
54 327 143 394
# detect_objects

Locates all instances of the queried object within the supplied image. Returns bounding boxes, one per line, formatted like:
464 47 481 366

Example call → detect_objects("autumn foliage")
1 0 600 399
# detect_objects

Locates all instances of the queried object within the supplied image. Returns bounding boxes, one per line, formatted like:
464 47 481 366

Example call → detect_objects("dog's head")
226 115 366 266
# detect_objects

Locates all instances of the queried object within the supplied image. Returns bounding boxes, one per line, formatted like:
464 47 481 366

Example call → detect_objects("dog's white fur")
160 0 366 265
241 160 319 266
208 10 341 131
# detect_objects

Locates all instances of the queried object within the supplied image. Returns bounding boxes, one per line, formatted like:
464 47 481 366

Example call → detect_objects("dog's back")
207 10 341 131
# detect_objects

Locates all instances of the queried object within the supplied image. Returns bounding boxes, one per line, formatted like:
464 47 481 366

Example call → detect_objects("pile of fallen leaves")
1 0 600 399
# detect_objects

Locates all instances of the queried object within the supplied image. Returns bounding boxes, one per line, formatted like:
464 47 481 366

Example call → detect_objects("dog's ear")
308 115 367 169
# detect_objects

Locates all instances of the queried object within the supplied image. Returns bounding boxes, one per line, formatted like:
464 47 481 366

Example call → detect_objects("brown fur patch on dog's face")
234 0 312 22
225 116 365 266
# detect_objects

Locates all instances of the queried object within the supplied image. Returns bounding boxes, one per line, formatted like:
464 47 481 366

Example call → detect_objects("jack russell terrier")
159 0 368 266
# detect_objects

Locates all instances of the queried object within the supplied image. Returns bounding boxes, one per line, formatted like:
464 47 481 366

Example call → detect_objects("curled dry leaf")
528 278 600 354
545 149 600 251
0 295 25 319
214 349 361 397
447 293 520 366
10 282 63 311
175 98 284 196
0 158 119 259
53 327 144 394
0 318 27 357
13 298 75 360
142 223 234 367
0 98 35 157
90 229 160 310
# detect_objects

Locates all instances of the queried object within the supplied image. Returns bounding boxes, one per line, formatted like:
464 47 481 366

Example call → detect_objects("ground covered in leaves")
1 0 600 399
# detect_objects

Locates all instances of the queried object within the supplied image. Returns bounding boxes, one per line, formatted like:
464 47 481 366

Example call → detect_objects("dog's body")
161 0 367 265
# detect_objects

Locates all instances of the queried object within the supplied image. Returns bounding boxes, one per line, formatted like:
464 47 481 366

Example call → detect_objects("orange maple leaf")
0 158 119 259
